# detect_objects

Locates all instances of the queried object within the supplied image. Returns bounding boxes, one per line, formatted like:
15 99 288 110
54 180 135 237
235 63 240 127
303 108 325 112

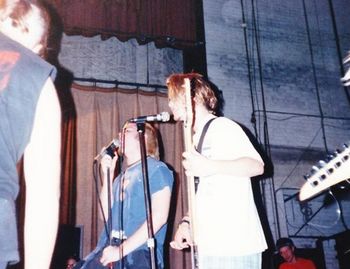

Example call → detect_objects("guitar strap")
194 117 217 192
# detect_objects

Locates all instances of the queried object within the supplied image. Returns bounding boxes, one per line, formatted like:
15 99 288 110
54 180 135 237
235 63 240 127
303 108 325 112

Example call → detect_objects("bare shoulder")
36 77 61 116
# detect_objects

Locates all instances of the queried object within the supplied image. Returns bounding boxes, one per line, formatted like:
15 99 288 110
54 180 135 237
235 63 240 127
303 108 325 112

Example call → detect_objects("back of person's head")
0 0 50 57
166 73 218 113
276 237 294 251
65 255 79 269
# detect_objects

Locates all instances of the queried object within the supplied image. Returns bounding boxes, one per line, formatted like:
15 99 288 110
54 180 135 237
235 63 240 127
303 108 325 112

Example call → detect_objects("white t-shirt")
193 115 267 256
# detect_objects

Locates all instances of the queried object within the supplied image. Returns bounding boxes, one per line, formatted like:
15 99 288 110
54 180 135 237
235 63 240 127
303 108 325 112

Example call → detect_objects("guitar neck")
183 78 199 269
299 144 350 201
183 121 197 233
182 122 199 269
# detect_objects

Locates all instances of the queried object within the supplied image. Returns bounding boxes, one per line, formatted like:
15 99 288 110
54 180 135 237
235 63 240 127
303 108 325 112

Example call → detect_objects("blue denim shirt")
84 157 173 268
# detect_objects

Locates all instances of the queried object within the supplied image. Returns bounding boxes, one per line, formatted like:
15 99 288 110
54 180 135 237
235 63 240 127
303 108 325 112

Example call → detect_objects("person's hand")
100 245 120 266
170 222 192 250
182 148 213 177
100 154 118 175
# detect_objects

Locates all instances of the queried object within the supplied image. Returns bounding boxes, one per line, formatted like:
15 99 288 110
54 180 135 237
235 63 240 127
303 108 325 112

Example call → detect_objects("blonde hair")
144 123 159 160
0 0 50 58
0 0 18 21
122 122 160 160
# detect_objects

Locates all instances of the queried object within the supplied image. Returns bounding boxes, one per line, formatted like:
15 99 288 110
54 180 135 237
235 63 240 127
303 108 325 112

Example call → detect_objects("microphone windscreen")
160 111 170 122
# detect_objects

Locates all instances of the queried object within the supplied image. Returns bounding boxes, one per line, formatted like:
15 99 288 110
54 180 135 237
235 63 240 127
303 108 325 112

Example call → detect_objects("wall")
58 34 183 89
202 0 350 268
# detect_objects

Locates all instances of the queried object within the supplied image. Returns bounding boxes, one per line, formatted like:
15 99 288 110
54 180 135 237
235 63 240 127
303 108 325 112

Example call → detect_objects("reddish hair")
166 72 218 112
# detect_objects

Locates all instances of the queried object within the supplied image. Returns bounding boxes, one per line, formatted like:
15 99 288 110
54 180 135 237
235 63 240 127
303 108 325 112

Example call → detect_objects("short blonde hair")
0 0 50 58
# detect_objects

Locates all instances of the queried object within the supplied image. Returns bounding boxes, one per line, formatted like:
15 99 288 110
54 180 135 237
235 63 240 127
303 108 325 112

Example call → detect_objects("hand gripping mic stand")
136 122 157 269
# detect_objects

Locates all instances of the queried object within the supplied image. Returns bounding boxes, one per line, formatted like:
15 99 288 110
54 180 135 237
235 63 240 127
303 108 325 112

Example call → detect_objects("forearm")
23 78 61 269
194 156 264 178
120 188 171 257
23 128 61 269
183 149 264 178
24 138 60 269
24 173 60 269
120 218 164 257
101 214 167 266
209 157 264 177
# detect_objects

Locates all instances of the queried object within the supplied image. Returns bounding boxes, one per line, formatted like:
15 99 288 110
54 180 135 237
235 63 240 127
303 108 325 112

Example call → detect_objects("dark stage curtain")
48 0 198 49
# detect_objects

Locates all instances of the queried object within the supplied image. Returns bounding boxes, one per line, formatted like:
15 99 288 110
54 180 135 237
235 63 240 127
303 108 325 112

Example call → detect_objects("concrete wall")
58 34 183 89
203 0 350 268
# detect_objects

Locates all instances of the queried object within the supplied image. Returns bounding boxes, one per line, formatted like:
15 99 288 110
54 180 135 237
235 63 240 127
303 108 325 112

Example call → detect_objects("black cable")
250 0 281 238
301 0 329 153
275 126 322 192
250 0 271 155
240 0 259 139
116 168 125 269
92 160 110 241
146 44 150 85
118 133 126 269
249 1 262 140
327 0 350 105
293 200 326 236
254 109 350 121
294 190 343 235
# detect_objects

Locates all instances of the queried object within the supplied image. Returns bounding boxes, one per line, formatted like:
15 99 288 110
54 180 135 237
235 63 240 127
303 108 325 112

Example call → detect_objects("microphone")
94 138 120 161
128 111 170 123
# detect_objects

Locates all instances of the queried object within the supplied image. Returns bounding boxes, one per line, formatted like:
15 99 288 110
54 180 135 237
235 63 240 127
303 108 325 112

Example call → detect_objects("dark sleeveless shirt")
0 32 57 200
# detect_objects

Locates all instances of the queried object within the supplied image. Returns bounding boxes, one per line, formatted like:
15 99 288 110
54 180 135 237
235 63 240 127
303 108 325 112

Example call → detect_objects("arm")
183 118 265 179
182 148 264 178
23 78 61 269
100 186 172 265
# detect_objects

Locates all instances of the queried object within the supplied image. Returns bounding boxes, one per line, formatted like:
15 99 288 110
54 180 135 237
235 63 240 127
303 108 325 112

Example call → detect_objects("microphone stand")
106 166 115 269
136 122 157 269
93 158 115 269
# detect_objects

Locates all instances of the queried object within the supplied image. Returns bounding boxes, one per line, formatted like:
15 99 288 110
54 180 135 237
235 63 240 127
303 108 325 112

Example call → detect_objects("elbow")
248 158 264 177
255 161 265 176
155 213 169 228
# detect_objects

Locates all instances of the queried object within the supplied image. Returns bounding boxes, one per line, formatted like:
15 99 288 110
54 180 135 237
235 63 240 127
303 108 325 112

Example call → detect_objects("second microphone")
94 138 120 160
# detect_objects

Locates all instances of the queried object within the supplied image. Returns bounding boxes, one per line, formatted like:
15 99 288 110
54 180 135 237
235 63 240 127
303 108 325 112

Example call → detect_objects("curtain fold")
60 108 77 225
63 83 191 268
48 0 198 49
